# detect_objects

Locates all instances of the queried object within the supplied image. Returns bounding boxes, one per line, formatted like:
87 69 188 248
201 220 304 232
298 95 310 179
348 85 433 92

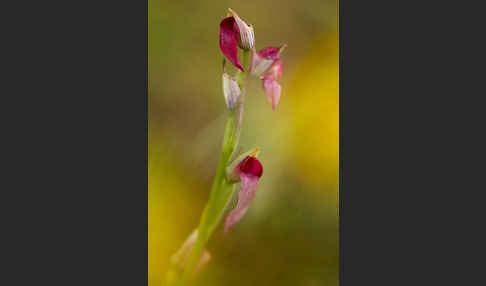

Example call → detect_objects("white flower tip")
227 8 254 50
222 73 240 110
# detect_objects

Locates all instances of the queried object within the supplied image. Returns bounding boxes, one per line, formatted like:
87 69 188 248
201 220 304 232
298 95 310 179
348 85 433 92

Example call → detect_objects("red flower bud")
238 156 263 178
223 155 263 233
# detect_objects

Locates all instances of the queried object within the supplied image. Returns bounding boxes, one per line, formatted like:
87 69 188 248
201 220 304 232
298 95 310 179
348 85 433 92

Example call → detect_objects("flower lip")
266 58 283 81
226 148 260 182
224 154 263 233
220 17 244 71
224 172 260 233
238 156 263 178
262 76 281 111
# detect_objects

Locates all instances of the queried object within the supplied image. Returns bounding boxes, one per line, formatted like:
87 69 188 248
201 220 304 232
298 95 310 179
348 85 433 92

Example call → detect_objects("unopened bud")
226 148 262 182
222 72 240 110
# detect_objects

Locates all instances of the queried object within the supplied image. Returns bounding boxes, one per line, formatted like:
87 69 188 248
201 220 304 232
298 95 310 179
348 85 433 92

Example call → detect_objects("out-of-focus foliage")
149 0 338 285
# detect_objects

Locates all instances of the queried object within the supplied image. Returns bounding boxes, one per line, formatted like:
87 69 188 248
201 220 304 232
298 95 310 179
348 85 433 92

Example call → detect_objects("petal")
219 17 244 71
224 173 260 233
262 77 281 111
228 8 255 50
238 156 263 178
252 46 285 76
268 58 283 81
258 44 286 59
258 46 281 59
251 54 275 76
226 148 261 182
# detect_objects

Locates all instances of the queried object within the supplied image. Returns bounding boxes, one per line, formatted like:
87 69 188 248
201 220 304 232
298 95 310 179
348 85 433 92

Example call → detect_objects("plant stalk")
178 49 251 285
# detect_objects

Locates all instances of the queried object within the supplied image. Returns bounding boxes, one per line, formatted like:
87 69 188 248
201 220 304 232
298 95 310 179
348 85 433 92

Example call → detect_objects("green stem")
178 50 251 285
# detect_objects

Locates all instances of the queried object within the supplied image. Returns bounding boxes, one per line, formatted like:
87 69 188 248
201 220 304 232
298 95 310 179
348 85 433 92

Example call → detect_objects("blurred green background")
149 1 338 285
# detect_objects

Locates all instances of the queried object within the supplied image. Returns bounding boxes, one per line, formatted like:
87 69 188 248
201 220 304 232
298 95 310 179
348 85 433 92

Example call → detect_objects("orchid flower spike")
252 45 286 110
219 8 255 71
224 150 263 233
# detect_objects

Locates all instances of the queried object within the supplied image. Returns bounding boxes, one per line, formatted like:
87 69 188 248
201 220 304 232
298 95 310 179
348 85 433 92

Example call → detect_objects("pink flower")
219 9 255 72
252 46 286 110
224 155 263 233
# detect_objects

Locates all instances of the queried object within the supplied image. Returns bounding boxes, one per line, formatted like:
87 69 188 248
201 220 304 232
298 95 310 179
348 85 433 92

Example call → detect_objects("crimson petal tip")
219 17 244 72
